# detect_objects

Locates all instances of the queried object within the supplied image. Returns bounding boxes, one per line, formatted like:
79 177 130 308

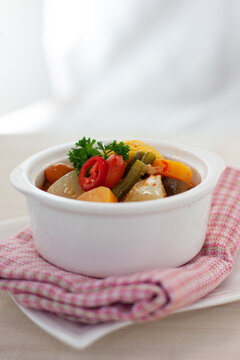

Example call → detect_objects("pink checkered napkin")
0 167 240 324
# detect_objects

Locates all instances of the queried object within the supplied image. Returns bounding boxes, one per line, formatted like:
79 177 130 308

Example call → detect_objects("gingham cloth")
0 167 240 324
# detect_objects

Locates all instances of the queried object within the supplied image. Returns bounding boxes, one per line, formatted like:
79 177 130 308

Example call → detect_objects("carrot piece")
77 186 118 203
45 163 74 184
152 159 192 186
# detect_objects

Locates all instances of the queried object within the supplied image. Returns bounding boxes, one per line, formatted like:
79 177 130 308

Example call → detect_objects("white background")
0 0 239 135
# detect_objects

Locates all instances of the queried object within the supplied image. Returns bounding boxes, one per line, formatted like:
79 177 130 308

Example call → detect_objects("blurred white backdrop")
0 0 239 136
0 0 51 115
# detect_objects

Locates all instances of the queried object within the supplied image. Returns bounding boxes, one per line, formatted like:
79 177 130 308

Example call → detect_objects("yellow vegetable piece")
124 140 164 163
77 186 118 203
152 158 192 186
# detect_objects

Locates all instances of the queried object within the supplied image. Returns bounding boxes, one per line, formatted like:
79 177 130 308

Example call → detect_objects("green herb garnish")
68 137 130 173
101 140 130 160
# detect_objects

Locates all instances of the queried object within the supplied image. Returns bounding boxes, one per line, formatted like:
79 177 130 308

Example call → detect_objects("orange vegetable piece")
45 163 74 185
77 186 118 203
152 158 192 186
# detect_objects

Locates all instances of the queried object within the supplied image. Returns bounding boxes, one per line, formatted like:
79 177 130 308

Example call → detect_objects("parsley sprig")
68 137 130 172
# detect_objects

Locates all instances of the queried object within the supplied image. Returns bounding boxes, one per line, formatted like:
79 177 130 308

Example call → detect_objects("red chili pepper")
161 160 168 172
79 156 108 191
104 154 125 188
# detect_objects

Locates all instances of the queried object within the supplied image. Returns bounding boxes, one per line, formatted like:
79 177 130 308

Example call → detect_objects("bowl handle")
10 164 32 196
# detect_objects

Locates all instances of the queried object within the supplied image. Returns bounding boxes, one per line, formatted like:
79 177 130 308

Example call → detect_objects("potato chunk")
124 175 166 202
47 170 84 199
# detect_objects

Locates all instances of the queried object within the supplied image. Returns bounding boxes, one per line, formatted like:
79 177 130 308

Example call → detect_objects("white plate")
1 217 240 349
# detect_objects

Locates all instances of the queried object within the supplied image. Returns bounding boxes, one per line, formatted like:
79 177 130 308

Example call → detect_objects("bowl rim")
10 138 225 215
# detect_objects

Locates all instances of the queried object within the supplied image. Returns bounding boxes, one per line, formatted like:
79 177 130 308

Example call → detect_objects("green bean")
141 152 156 165
123 151 144 177
113 160 146 201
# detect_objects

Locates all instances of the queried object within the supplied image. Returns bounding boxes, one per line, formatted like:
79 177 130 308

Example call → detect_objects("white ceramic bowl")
10 139 225 277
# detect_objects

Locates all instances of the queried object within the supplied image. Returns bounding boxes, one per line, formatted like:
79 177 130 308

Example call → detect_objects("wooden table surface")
1 132 240 360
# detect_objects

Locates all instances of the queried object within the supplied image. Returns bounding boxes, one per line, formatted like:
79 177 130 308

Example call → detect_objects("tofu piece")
124 175 166 202
47 170 84 199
